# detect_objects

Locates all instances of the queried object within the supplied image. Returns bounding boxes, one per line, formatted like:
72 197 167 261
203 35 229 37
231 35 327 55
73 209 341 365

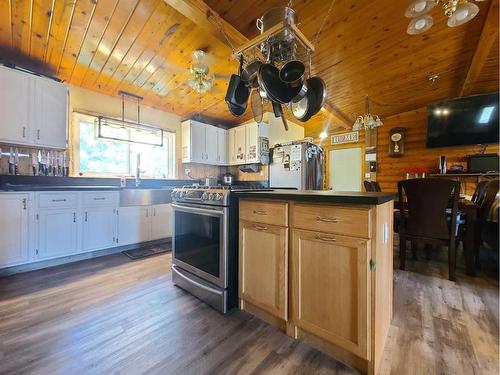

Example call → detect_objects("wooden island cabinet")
237 191 394 375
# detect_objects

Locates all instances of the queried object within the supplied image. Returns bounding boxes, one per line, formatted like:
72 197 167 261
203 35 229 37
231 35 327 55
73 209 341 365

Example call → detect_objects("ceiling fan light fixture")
447 2 479 27
407 15 434 34
405 0 437 17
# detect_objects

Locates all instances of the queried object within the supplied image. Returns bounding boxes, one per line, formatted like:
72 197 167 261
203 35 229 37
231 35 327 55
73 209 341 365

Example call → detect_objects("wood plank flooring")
0 241 498 375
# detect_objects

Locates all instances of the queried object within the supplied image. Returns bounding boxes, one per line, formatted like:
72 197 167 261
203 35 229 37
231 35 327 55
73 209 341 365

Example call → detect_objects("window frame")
71 112 176 179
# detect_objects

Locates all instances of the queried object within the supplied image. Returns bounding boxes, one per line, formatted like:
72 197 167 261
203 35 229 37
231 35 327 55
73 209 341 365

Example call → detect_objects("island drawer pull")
253 224 268 231
315 235 336 242
316 216 338 223
52 199 67 202
93 197 106 200
253 210 267 215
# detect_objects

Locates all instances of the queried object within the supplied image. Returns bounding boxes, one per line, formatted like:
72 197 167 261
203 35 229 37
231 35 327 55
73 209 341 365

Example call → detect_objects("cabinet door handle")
52 199 67 202
73 212 76 223
253 224 268 231
22 126 26 138
93 197 106 201
146 208 149 218
253 210 267 215
315 235 336 242
153 207 156 216
84 212 88 222
316 216 338 223
22 198 27 210
37 129 40 140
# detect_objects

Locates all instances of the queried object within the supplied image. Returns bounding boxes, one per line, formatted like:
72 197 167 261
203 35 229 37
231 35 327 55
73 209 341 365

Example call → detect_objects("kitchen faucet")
135 153 141 187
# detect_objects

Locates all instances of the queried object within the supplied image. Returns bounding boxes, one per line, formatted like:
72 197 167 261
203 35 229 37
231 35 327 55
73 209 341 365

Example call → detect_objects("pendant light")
447 2 480 27
404 0 484 35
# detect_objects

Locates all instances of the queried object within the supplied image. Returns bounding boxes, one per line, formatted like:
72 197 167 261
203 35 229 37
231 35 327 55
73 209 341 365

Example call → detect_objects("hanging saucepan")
258 63 302 104
225 55 249 116
291 76 327 122
279 60 305 88
307 77 327 116
243 60 262 89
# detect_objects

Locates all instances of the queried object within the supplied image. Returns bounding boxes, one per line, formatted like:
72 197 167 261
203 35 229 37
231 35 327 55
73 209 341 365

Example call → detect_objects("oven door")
171 202 228 288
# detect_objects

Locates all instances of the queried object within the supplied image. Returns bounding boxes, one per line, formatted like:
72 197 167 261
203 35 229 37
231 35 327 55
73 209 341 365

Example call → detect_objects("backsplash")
0 144 68 177
177 161 268 183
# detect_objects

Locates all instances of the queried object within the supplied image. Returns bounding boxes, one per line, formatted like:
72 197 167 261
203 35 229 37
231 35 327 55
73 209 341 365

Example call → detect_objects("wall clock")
389 127 406 157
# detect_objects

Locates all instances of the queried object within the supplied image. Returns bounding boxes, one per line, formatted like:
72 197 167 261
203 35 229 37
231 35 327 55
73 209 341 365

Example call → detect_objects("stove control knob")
208 193 215 200
202 192 209 200
178 191 185 198
215 193 223 201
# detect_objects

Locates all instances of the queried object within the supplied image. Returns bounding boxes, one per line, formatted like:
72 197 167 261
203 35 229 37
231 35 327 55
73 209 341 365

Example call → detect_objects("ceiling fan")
186 50 230 94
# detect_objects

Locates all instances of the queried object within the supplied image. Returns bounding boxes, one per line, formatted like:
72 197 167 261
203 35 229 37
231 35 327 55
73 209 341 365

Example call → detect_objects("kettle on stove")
223 172 235 186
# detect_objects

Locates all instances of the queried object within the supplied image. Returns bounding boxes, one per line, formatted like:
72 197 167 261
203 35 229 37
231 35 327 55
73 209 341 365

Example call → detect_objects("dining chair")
473 179 499 268
398 178 460 281
472 180 489 205
363 180 381 192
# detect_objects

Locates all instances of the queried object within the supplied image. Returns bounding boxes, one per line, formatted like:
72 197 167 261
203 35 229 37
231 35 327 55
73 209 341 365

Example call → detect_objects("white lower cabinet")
118 206 151 246
82 206 118 252
0 194 30 267
37 208 78 260
151 204 172 240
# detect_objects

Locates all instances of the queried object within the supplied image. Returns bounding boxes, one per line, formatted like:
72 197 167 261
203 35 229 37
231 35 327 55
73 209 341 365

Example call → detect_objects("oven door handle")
171 203 224 216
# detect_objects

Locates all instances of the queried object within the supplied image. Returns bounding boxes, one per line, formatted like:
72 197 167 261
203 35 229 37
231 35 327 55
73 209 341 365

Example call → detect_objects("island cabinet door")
291 229 371 360
239 220 288 320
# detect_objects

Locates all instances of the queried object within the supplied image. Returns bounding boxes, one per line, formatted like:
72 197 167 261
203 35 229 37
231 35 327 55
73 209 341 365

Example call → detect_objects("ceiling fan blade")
214 73 232 80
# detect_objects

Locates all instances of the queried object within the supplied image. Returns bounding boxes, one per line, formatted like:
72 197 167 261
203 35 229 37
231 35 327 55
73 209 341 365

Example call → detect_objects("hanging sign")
331 131 359 145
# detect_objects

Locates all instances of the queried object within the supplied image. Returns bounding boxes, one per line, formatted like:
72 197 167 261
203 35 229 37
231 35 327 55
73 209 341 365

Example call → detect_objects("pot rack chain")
312 0 337 46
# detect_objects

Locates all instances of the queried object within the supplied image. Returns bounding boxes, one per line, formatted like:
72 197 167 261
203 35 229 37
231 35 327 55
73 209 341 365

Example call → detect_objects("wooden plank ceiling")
0 0 497 134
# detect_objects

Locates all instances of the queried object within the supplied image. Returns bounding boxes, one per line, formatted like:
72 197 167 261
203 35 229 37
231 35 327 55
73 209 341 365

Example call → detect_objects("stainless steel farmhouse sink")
120 188 172 206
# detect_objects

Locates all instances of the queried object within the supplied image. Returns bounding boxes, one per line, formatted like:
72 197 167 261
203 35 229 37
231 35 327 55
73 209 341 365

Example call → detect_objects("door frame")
324 144 365 191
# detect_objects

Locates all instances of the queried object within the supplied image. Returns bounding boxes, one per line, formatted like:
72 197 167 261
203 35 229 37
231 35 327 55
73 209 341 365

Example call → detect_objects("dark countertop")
0 175 195 192
233 190 394 205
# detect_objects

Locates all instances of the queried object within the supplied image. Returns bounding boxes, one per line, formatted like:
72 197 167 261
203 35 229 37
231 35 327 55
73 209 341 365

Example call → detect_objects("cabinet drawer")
38 192 78 208
292 203 371 238
82 191 119 207
240 199 288 227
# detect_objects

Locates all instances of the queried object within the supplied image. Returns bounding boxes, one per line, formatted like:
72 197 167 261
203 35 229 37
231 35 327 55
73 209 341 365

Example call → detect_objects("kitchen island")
234 190 394 375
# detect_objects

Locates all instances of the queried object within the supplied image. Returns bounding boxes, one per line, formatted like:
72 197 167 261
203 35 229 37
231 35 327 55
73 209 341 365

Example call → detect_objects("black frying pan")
258 64 302 104
225 55 249 114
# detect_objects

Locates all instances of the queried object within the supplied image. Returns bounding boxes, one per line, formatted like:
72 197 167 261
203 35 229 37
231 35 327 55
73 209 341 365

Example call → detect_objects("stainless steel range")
170 185 237 313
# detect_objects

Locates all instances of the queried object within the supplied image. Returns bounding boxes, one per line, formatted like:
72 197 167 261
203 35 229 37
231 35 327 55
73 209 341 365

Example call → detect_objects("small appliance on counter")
222 172 234 186
467 154 499 173
269 141 324 190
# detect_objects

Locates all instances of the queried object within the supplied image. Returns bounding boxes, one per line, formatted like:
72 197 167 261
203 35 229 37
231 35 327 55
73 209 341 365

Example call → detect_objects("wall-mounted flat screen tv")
426 92 499 148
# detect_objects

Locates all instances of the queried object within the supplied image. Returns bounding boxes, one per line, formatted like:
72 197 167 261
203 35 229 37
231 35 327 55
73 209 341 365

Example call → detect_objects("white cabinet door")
37 209 78 259
245 123 259 163
217 128 228 165
205 125 219 164
228 128 236 165
82 207 117 252
0 194 29 267
118 206 151 246
151 204 172 240
235 126 246 164
190 120 206 163
34 77 68 149
0 66 31 145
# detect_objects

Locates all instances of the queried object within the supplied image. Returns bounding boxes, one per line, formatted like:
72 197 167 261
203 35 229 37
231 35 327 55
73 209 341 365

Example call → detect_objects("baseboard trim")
0 238 171 277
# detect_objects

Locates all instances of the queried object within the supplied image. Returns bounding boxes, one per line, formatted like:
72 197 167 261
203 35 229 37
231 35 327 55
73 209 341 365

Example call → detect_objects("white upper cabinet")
217 128 228 165
34 76 68 149
234 126 247 164
228 128 236 165
205 124 219 164
0 66 67 149
182 120 227 166
0 66 31 145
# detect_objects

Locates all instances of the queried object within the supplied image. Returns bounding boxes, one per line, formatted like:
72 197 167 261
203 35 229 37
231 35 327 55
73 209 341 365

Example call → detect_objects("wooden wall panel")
376 107 499 194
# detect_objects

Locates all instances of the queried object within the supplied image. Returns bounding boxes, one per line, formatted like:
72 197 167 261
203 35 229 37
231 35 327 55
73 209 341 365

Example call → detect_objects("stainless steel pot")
256 7 297 33
205 177 217 187
223 173 234 185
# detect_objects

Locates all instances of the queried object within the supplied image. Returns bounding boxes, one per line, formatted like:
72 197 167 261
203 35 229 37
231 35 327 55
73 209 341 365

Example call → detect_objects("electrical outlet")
184 168 191 175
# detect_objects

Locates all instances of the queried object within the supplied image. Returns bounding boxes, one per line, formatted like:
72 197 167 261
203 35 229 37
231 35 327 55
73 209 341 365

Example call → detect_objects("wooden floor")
0 242 498 375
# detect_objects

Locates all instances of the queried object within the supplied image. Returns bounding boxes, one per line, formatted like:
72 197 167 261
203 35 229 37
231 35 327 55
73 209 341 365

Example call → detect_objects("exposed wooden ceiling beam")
460 0 499 97
163 0 248 48
323 101 353 130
